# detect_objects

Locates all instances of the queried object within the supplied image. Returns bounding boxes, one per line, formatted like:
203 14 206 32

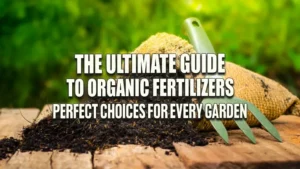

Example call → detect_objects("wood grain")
34 105 52 124
174 115 300 169
51 150 92 169
272 115 300 145
94 145 186 169
0 108 40 168
0 108 39 139
0 159 8 169
5 151 52 169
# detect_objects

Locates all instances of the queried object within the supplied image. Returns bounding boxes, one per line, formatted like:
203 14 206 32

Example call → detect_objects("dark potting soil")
20 115 213 153
0 137 20 160
0 64 216 159
0 115 215 160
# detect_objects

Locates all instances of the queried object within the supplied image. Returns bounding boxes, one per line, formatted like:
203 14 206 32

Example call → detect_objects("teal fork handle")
184 18 215 53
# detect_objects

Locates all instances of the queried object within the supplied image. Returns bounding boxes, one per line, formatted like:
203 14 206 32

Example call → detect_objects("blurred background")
1 0 300 108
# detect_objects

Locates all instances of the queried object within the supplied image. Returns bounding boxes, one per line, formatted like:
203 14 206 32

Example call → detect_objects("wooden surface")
93 145 185 169
0 108 39 139
0 106 300 169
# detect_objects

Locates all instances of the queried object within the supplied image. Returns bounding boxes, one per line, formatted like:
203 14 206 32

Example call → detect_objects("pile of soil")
0 137 20 160
20 115 213 153
0 65 216 159
0 114 215 160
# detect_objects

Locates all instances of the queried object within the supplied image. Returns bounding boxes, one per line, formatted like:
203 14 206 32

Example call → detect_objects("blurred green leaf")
0 0 299 107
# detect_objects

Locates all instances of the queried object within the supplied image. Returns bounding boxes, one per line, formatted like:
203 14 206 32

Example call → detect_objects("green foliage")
0 0 299 108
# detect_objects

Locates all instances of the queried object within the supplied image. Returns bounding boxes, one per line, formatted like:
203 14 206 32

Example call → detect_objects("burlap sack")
133 33 300 131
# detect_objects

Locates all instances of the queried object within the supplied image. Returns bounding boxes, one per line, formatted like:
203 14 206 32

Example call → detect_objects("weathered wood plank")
0 108 39 139
174 115 300 169
174 142 300 169
51 150 93 169
94 145 186 169
5 151 52 169
0 108 40 169
0 159 8 169
272 115 300 145
34 105 52 123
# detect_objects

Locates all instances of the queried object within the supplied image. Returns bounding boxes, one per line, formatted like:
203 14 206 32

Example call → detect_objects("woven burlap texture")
133 32 300 130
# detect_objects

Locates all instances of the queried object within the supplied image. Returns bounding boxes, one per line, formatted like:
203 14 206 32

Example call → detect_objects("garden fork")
183 17 282 144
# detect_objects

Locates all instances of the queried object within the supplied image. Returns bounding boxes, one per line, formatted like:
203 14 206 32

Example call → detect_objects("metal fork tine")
233 97 282 142
204 96 282 142
235 119 256 144
203 98 256 143
202 99 229 143
210 119 229 144
215 97 256 143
